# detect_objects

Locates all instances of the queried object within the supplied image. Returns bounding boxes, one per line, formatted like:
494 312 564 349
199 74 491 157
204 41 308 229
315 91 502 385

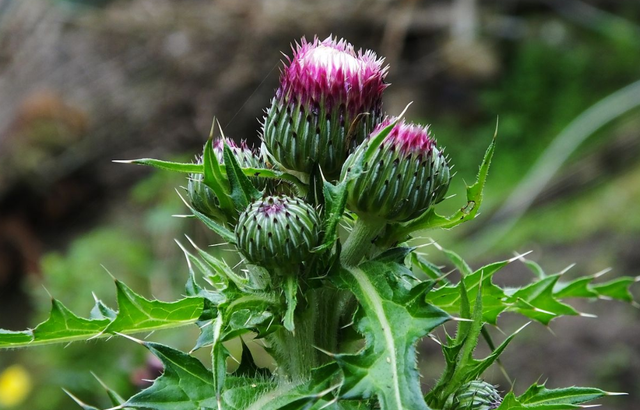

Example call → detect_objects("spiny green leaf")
0 286 204 349
203 137 235 218
105 280 203 334
497 384 610 409
591 277 638 302
223 142 262 211
113 158 202 173
508 275 579 325
33 299 110 343
125 342 218 409
336 261 451 410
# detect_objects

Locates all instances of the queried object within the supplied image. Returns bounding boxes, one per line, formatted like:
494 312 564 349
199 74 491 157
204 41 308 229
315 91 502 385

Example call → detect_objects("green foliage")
0 282 203 348
3 33 639 410
335 260 450 409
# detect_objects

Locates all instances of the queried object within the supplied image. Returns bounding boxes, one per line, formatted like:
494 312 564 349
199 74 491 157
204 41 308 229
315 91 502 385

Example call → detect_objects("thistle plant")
1 36 637 410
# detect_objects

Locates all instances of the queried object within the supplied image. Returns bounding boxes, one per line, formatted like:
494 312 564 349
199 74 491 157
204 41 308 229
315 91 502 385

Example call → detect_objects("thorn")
100 265 117 281
171 214 193 218
605 391 628 396
115 332 145 345
509 250 534 263
313 345 335 357
558 263 576 275
578 312 598 318
90 371 109 390
232 258 246 270
208 116 217 140
42 285 53 300
397 101 413 120
112 159 135 164
593 267 612 278
513 321 531 335
427 334 442 345
451 316 473 322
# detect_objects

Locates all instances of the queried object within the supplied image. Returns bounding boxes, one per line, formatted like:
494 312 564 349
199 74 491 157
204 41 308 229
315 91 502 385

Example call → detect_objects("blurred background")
0 0 639 408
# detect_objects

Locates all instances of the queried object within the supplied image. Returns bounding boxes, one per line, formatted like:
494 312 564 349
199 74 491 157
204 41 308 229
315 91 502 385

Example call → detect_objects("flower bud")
445 380 502 410
342 118 451 223
235 196 321 268
187 139 261 221
263 36 388 179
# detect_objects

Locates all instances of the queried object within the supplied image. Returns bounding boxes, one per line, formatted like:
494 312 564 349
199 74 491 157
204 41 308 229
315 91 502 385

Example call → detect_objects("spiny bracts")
342 118 451 223
235 196 321 268
263 36 388 179
444 380 502 410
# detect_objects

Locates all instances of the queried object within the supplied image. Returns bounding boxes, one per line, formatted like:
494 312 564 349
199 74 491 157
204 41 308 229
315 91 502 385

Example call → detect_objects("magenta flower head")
342 118 451 223
263 36 388 179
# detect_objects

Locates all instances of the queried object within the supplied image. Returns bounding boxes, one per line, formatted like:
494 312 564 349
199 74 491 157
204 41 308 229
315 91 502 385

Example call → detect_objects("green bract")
235 195 321 268
187 139 262 221
445 380 502 410
342 118 451 223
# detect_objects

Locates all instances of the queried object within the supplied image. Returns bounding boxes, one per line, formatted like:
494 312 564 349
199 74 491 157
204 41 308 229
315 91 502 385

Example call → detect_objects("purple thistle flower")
263 36 388 179
342 118 451 223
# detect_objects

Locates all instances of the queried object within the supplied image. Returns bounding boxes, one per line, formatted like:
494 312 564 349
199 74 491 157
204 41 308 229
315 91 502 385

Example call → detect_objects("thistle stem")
340 218 385 266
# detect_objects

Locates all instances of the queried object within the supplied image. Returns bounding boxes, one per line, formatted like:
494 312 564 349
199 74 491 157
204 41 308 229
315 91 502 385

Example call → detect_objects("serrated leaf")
508 275 579 325
125 342 218 409
426 252 510 325
223 142 262 211
591 277 637 302
336 261 450 410
0 284 205 348
114 158 203 173
33 299 110 343
497 384 608 409
105 280 203 334
203 137 235 218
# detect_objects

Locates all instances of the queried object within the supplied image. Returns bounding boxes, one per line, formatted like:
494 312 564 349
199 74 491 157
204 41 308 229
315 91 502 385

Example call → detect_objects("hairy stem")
340 217 385 266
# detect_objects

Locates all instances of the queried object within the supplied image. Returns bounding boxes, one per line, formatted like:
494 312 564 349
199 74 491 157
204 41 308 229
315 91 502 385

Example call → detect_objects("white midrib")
350 267 403 409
